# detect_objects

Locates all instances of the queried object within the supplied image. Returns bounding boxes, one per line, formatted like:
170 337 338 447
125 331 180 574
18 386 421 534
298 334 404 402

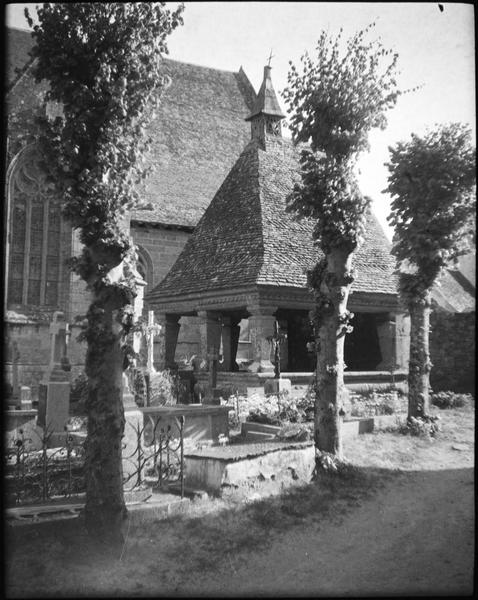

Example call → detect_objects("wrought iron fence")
5 427 86 506
5 413 186 506
122 414 185 498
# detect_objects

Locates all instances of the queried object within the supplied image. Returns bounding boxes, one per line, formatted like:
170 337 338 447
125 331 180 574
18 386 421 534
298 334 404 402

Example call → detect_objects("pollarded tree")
282 24 404 462
385 123 475 419
25 2 183 543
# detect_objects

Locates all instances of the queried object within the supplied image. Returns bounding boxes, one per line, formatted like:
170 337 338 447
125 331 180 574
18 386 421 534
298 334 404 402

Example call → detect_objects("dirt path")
6 406 475 598
185 466 474 597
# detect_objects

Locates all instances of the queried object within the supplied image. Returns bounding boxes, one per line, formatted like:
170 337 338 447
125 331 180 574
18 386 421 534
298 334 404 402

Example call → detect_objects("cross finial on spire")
267 49 274 67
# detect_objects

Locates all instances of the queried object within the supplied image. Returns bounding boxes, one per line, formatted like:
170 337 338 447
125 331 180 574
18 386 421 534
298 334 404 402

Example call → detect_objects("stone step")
241 422 281 435
242 430 276 442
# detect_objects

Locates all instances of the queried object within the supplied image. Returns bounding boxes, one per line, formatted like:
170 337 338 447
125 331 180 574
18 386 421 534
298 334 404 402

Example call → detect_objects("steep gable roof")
6 27 256 228
133 59 256 228
149 136 398 300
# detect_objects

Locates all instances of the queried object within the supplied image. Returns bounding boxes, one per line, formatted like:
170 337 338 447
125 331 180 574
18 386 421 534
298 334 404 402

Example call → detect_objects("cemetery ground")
5 400 474 598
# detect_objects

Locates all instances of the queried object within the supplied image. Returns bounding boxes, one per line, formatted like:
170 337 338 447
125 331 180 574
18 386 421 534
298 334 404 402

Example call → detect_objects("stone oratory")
147 65 410 393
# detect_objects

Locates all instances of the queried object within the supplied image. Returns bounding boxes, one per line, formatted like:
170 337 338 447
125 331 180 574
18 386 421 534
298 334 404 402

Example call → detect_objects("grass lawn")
5 401 474 598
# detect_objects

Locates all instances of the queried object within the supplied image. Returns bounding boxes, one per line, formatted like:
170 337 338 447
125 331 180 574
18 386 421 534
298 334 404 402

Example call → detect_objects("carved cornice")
149 284 401 316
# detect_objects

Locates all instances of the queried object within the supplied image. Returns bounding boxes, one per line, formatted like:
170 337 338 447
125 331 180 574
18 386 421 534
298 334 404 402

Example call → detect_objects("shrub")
276 422 312 442
132 368 147 407
431 391 473 410
69 372 89 414
348 390 404 418
398 415 441 438
149 370 178 406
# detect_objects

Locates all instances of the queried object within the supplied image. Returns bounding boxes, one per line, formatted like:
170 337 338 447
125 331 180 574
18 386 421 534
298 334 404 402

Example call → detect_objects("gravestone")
20 385 32 410
5 339 20 408
38 312 71 443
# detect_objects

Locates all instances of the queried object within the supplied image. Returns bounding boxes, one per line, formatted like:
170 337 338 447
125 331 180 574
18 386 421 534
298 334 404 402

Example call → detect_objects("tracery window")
7 148 62 307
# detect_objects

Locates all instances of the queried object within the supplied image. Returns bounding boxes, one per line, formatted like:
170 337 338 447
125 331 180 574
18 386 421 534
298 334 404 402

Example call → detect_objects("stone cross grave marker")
38 311 71 444
146 310 162 373
5 339 20 407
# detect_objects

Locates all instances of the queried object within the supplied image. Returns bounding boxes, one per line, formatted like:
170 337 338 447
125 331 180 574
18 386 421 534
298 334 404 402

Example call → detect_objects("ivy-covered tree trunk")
314 249 354 458
407 293 432 418
84 290 127 543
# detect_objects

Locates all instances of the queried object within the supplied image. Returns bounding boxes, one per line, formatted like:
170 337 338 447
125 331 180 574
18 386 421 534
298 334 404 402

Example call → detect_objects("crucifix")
267 49 274 67
268 320 287 379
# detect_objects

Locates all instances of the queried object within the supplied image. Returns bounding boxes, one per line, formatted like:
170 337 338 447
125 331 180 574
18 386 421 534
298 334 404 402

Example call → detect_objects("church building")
5 27 474 400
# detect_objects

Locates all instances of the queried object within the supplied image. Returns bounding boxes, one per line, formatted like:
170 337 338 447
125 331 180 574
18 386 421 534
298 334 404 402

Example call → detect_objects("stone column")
197 311 222 369
156 313 181 370
377 312 410 372
220 315 241 371
395 312 410 371
376 313 396 372
247 305 277 373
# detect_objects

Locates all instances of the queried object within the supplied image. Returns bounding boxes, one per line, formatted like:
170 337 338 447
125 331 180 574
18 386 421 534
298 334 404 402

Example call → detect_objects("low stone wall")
139 404 232 445
430 311 475 393
185 442 314 498
197 370 408 399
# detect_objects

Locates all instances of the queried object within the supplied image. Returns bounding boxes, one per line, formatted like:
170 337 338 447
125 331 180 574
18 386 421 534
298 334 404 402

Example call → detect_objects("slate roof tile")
149 136 399 300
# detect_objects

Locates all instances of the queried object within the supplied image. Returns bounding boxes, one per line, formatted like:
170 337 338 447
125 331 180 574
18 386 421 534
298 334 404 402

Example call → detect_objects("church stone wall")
132 225 191 289
430 310 475 393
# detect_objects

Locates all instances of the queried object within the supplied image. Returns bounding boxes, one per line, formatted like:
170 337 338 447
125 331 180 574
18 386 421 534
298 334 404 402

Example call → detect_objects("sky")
6 2 476 240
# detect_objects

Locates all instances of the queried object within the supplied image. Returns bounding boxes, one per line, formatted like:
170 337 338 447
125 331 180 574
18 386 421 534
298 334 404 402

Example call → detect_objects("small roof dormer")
245 65 285 145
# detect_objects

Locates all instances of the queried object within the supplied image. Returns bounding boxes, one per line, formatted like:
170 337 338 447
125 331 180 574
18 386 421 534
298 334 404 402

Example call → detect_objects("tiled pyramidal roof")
150 135 398 299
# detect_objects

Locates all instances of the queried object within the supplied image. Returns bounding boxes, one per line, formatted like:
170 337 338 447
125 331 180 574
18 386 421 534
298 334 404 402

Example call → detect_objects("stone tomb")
37 312 71 443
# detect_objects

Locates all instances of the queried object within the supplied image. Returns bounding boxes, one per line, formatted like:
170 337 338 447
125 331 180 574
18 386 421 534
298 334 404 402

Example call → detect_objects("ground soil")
5 404 474 597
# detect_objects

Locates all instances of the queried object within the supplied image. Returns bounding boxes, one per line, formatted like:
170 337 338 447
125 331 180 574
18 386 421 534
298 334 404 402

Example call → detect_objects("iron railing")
122 414 185 498
5 413 186 506
5 427 86 506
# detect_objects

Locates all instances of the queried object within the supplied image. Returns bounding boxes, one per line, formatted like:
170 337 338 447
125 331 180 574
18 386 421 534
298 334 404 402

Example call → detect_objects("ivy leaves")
386 123 476 302
283 23 403 158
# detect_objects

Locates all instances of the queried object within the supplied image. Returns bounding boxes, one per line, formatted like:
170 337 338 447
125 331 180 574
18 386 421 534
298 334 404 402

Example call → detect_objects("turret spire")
246 64 285 143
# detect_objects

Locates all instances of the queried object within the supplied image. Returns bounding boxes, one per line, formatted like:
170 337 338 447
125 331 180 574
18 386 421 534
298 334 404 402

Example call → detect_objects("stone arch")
5 144 64 308
135 244 154 290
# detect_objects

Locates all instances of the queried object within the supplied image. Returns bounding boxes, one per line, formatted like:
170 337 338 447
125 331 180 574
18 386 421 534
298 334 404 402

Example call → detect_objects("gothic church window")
7 148 62 307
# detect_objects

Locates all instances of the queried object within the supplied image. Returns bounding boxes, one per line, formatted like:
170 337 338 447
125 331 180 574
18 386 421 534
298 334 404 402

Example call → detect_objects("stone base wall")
132 225 190 291
430 311 475 393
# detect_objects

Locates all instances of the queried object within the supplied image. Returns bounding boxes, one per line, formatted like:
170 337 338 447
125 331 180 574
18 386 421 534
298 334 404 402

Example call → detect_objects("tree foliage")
385 123 475 420
386 123 476 302
283 23 402 158
26 3 183 282
284 23 405 254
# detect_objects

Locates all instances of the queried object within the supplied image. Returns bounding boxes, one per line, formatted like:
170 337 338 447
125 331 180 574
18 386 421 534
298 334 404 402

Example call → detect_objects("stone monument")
37 311 71 444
